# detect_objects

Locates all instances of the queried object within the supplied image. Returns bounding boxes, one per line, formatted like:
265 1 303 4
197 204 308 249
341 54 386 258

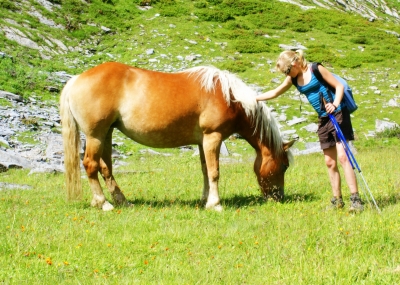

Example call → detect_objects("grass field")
0 138 399 284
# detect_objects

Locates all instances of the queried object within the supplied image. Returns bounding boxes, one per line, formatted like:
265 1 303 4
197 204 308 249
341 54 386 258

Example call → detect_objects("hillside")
0 0 399 151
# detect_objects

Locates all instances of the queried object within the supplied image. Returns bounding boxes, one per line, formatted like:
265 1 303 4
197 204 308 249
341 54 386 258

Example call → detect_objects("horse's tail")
60 76 82 200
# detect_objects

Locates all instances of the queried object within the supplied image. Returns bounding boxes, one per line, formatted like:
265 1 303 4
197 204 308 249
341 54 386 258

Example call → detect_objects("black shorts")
317 108 354 150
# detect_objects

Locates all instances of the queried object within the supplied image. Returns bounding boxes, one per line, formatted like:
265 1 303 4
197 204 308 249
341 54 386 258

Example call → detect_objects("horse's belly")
118 116 202 148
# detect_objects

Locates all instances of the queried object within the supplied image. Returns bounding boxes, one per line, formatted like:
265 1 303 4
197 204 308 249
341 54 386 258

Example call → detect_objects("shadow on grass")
127 197 200 209
283 192 319 203
125 192 318 209
370 192 400 209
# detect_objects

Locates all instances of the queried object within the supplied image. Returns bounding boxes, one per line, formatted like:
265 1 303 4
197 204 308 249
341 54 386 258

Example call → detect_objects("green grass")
0 142 399 284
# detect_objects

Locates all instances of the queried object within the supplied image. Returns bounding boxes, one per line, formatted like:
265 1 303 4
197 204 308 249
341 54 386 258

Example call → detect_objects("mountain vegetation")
1 0 400 149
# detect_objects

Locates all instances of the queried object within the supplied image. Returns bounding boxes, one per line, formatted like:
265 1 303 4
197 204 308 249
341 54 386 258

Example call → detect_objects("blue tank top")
295 70 342 117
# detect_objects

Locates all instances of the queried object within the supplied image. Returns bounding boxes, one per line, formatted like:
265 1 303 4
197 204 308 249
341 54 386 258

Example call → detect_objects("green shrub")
195 9 234 22
376 126 400 139
291 23 312 33
233 39 270 53
219 59 252 73
0 0 17 10
220 0 266 17
207 0 222 4
159 4 190 17
193 1 207 8
351 36 370 45
225 20 250 30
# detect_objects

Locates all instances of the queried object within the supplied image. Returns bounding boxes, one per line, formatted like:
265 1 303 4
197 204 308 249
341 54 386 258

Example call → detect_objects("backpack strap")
312 62 334 102
291 62 323 87
291 76 298 87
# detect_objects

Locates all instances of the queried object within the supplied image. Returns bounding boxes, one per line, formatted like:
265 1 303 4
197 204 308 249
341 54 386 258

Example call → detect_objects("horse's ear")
283 139 296 151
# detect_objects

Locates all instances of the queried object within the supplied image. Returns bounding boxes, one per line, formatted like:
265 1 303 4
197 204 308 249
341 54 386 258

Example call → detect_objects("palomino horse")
60 62 294 211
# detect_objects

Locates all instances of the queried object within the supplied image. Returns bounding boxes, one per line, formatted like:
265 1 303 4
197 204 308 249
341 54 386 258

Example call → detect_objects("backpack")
292 62 358 113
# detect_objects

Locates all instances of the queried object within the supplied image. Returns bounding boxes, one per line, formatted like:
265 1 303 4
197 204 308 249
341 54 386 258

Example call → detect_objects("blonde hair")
276 49 308 74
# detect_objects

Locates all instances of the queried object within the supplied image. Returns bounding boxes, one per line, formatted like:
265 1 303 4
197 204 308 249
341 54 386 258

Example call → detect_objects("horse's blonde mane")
183 66 288 157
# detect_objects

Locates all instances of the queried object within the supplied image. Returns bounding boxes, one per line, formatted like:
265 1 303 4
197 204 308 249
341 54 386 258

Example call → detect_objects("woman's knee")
338 152 349 166
324 156 337 169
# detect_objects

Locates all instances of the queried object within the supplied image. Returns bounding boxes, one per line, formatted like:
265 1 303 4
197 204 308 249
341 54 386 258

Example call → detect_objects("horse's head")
254 140 295 201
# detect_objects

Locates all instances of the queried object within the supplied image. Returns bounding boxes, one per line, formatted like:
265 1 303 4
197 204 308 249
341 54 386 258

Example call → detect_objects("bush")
376 126 400 139
220 0 266 17
207 0 223 4
195 9 234 22
0 0 17 10
159 4 189 17
225 20 251 30
193 1 207 8
351 36 370 45
233 39 270 53
219 60 252 73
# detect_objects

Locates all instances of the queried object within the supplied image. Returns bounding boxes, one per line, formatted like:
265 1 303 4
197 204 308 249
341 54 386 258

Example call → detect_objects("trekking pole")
328 114 381 213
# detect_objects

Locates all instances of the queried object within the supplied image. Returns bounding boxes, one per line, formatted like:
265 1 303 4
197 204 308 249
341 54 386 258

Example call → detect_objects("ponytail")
276 49 308 73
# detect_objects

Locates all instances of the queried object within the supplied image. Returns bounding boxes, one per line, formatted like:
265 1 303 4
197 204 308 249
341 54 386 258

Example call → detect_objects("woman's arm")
256 75 293 101
318 65 344 113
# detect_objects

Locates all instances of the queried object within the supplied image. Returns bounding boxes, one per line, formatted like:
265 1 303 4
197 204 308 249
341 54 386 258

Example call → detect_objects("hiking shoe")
349 193 364 212
330 196 345 209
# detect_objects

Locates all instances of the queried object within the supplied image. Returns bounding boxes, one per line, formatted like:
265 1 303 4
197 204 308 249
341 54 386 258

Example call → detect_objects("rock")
388 98 399 107
293 142 322 155
0 182 32 191
286 117 307 126
376 119 399 132
185 55 197 61
51 71 74 83
301 123 318 133
2 26 41 50
0 149 32 170
0 90 23 102
279 44 307 51
101 26 111 33
44 86 59 93
281 129 297 141
220 141 229 156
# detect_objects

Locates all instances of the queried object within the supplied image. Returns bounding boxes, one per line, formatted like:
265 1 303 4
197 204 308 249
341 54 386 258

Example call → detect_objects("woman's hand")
325 102 337 114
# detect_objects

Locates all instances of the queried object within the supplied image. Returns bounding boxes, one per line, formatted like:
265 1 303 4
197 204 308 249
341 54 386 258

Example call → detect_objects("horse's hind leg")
99 129 130 207
83 136 114 211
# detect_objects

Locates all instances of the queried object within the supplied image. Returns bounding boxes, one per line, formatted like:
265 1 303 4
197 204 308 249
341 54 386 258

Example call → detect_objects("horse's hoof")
124 201 133 208
102 201 114 211
213 205 223 212
113 193 128 206
205 203 223 212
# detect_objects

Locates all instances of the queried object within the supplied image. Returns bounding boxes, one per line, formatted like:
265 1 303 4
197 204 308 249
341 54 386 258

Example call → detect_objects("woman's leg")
323 145 341 198
335 141 358 194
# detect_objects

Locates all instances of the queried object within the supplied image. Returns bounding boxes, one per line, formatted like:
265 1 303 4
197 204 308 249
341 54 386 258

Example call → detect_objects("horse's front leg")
202 133 223 211
198 145 210 203
83 137 114 211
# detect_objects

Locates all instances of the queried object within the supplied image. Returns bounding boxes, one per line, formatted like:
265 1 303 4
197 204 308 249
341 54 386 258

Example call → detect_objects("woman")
256 50 363 212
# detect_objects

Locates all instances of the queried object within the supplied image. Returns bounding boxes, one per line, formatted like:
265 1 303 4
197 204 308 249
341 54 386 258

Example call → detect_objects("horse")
60 62 295 211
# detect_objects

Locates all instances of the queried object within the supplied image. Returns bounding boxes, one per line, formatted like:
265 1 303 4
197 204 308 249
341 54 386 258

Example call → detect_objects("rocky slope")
0 0 399 61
